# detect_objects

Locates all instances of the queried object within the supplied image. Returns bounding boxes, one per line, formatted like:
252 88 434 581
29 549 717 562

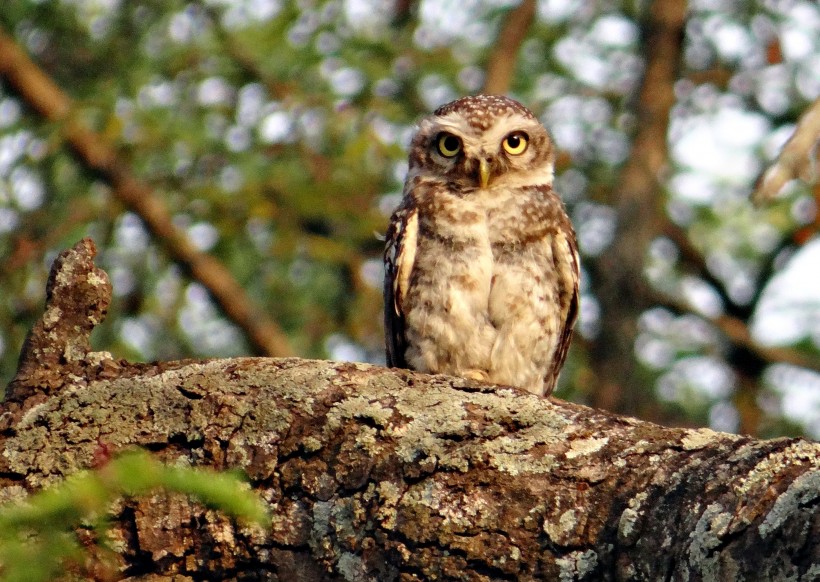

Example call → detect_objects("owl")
384 95 579 397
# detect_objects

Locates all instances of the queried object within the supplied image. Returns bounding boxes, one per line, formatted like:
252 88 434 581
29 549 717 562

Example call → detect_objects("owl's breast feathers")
384 183 579 394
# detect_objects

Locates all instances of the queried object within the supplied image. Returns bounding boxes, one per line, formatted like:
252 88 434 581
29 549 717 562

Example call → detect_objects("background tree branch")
1 239 817 580
0 28 294 359
753 97 820 204
588 0 686 416
481 0 537 95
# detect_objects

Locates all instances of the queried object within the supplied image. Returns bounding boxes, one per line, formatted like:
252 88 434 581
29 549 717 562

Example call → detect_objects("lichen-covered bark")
1 239 818 581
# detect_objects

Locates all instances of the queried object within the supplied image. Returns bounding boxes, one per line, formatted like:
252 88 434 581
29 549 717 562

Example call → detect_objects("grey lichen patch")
224 357 334 414
687 502 733 570
736 440 820 497
487 451 556 476
301 436 323 453
479 389 563 430
310 500 336 559
759 469 820 538
352 424 382 456
388 383 572 475
565 437 609 459
544 508 579 545
389 387 471 470
623 439 651 455
18 401 53 429
0 484 28 505
400 478 497 531
326 396 394 432
375 481 402 529
42 306 62 328
681 428 721 451
618 490 649 542
337 552 370 582
485 434 557 476
556 549 599 581
85 350 114 365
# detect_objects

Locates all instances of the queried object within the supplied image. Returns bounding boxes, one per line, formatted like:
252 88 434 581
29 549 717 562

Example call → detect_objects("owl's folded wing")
383 207 418 368
546 229 580 389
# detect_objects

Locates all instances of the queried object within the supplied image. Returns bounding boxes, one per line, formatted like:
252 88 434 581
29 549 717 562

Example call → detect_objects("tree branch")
1 239 817 580
656 292 820 375
0 28 294 358
588 0 685 415
753 97 820 204
481 0 537 95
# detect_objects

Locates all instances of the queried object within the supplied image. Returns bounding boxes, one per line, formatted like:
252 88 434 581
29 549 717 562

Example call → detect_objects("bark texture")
1 239 818 581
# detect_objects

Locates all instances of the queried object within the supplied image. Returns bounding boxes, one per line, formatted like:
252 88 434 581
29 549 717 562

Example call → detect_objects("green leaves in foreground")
0 449 270 582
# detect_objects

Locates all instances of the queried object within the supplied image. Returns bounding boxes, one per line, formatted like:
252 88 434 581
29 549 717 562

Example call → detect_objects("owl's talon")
462 369 490 382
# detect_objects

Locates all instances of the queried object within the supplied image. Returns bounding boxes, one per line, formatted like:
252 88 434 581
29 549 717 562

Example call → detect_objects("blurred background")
0 0 818 438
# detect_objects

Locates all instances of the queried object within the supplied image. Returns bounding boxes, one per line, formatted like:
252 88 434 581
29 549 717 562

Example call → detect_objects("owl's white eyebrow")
421 116 472 136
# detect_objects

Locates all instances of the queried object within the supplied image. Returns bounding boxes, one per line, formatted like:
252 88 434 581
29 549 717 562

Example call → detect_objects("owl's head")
407 95 555 192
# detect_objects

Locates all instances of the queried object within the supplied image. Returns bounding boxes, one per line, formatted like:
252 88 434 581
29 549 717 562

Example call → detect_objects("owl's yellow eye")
502 132 529 155
436 133 462 157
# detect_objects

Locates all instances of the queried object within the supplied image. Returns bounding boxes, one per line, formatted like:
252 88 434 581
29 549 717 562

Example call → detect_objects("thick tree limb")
589 0 685 416
0 28 294 358
1 239 817 580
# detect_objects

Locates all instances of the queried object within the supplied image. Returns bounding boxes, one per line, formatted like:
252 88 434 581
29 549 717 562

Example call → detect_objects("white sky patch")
197 77 234 107
344 0 394 37
671 108 769 194
705 16 752 61
538 0 581 22
259 110 295 143
589 14 638 47
207 0 283 28
138 79 178 109
0 99 21 128
187 222 219 251
330 67 366 97
765 364 820 438
751 239 820 346
326 332 368 362
10 166 45 210
781 3 819 60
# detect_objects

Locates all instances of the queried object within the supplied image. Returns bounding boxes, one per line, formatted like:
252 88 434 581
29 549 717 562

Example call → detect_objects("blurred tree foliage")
0 0 818 438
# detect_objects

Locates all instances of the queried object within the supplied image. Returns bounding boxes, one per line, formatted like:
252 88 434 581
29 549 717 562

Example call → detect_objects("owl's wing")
384 206 419 368
546 229 581 390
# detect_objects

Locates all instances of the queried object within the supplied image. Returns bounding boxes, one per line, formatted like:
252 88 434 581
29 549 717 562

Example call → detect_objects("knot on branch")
5 238 114 403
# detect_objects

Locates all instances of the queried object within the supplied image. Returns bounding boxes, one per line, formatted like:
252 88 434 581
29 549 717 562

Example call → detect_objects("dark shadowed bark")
2 239 818 581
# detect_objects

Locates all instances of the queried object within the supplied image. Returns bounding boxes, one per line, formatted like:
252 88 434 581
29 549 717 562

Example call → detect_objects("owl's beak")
479 159 491 188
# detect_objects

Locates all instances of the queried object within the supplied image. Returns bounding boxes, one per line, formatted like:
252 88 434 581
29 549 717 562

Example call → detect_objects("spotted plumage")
384 95 579 396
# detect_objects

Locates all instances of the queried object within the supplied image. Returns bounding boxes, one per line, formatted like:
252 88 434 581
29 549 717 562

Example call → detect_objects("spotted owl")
384 95 580 396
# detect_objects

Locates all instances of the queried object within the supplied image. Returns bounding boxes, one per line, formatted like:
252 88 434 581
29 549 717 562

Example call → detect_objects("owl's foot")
462 369 490 382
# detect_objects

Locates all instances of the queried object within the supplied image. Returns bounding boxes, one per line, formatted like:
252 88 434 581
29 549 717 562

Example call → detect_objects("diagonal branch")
656 293 820 375
481 0 537 95
0 28 294 358
752 97 820 204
